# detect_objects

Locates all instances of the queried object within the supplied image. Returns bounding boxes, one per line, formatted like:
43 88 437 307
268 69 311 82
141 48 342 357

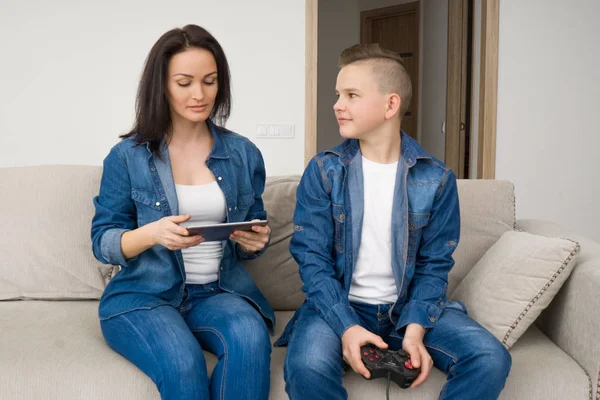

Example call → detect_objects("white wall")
496 1 600 241
0 0 305 176
317 0 359 152
420 0 448 161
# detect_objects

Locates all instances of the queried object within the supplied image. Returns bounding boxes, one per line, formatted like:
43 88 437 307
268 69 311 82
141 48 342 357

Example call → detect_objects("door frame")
304 0 499 179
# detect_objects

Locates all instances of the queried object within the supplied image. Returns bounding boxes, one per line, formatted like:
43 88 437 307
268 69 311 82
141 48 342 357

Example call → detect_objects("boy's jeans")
284 301 511 400
101 282 271 400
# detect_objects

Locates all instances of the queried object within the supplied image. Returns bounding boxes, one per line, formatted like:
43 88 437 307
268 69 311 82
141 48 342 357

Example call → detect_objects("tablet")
186 220 268 242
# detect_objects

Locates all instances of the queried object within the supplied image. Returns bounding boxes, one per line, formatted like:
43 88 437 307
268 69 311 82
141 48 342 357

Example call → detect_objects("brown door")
361 3 420 140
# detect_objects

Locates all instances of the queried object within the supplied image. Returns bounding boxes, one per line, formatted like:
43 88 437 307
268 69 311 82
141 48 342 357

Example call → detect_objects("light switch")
255 123 295 139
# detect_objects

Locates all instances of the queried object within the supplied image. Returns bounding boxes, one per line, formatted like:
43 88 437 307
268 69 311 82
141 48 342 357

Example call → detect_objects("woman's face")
166 47 219 124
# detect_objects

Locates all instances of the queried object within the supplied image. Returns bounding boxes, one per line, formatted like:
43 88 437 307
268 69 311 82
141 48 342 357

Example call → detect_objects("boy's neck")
359 119 402 164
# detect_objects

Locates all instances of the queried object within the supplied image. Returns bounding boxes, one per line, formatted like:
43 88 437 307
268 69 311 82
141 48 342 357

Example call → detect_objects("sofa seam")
501 238 580 346
590 365 600 400
511 181 516 230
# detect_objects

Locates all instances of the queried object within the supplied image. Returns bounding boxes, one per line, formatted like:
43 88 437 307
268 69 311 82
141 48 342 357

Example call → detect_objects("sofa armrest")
517 219 600 399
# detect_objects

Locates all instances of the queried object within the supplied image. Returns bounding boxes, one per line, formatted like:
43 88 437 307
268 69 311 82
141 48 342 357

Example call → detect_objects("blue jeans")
284 302 511 400
100 282 271 400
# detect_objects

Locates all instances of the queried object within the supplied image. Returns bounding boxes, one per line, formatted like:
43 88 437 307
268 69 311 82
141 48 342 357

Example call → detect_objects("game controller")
360 344 421 389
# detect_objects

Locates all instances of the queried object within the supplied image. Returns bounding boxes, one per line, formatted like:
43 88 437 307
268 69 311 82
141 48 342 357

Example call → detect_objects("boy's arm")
397 169 460 330
290 158 361 338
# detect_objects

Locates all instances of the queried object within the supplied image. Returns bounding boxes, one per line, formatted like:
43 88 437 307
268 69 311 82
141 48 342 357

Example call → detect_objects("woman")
91 24 274 400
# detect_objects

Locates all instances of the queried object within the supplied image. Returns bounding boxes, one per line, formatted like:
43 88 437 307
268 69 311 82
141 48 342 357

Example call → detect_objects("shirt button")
218 177 222 181
339 213 345 221
150 167 156 172
439 301 445 306
228 207 232 211
429 316 436 322
155 202 160 207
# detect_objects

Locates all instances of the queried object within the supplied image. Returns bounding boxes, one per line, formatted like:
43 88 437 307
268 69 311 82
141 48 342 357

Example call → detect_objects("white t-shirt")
176 182 227 284
348 156 399 304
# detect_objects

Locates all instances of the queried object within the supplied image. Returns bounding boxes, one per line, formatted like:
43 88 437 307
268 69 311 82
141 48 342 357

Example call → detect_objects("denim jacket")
276 132 461 345
91 120 275 331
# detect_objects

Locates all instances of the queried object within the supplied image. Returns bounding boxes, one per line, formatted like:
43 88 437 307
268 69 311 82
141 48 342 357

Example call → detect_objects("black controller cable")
386 372 391 400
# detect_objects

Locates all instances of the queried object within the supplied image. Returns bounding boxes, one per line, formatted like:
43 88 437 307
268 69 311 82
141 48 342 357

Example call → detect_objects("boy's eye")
349 93 358 98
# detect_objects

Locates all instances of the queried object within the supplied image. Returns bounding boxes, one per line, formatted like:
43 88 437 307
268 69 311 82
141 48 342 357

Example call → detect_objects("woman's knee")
221 307 271 356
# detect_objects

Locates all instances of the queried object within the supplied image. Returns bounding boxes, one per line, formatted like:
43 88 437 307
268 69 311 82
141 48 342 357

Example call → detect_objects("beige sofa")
1 166 598 400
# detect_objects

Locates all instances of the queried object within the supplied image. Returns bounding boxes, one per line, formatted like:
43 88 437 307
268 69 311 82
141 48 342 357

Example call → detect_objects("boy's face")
334 62 388 139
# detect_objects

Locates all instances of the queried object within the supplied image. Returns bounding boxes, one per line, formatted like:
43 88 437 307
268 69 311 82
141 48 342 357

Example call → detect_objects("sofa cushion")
246 177 516 310
447 179 516 295
451 230 579 348
0 166 113 300
244 176 305 311
0 302 589 400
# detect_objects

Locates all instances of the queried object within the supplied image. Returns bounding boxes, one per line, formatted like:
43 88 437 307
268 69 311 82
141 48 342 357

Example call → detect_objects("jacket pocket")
332 204 345 253
131 189 163 226
407 212 430 264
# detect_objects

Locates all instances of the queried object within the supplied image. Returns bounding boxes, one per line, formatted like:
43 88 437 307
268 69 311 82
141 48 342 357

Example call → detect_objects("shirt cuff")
324 302 362 338
397 300 443 330
100 228 133 267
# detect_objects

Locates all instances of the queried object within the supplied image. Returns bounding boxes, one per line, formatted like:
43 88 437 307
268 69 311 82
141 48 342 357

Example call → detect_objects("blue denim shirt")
91 120 275 331
276 132 461 345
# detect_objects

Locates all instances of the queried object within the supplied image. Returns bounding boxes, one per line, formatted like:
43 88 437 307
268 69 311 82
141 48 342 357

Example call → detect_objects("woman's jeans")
101 282 271 400
284 301 511 400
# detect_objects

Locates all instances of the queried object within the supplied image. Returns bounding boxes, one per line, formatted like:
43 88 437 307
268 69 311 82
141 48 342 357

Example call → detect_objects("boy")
275 44 511 399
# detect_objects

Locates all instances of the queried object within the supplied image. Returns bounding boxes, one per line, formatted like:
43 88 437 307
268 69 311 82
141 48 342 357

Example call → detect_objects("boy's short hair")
339 43 412 117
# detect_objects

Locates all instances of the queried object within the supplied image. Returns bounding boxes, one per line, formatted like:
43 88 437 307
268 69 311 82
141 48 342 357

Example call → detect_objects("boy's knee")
475 340 512 379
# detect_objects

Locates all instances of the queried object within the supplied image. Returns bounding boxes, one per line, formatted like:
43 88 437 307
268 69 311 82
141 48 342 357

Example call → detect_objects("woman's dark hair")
121 24 231 153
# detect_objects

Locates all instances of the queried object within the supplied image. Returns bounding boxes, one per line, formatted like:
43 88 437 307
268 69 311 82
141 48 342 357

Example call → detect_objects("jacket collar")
325 131 432 167
143 119 230 160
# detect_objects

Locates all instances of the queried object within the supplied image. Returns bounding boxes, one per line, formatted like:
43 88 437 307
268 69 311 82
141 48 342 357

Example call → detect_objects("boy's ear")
384 93 402 120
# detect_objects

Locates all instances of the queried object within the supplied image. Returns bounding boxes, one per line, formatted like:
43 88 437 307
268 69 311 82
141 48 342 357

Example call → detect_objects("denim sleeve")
290 158 361 338
91 146 137 267
236 144 269 261
397 169 460 330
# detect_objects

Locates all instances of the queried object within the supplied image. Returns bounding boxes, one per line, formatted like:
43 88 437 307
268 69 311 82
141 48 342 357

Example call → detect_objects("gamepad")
360 344 421 389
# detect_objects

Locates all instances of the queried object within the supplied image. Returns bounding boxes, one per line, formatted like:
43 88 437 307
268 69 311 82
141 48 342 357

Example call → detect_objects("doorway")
305 0 499 179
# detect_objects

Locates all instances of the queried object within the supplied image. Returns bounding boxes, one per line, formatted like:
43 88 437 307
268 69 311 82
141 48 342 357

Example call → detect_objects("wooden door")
361 3 420 140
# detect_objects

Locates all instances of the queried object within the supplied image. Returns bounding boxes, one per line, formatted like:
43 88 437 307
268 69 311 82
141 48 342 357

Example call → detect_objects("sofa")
1 165 598 400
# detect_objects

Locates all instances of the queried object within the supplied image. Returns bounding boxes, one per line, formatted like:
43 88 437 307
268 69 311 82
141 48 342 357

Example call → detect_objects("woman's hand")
148 215 204 251
229 219 270 253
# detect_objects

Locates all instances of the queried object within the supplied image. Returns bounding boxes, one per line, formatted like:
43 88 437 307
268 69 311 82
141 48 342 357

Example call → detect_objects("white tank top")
176 181 227 284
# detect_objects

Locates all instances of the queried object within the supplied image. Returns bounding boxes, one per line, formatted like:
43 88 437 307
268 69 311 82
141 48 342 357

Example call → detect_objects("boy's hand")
402 323 433 388
341 325 388 379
